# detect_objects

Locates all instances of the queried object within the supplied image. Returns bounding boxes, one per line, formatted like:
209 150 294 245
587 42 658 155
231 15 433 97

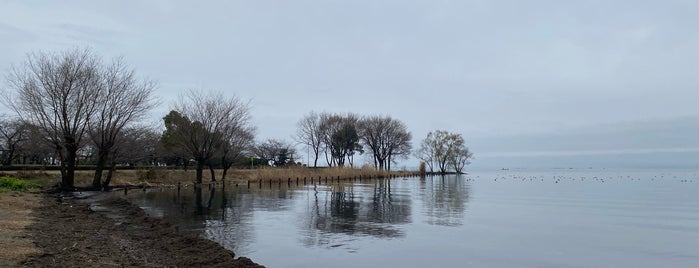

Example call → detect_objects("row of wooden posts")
185 173 423 190
123 173 424 195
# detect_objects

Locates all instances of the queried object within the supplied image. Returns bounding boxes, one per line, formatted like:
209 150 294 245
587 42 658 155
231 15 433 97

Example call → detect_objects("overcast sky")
1 0 698 169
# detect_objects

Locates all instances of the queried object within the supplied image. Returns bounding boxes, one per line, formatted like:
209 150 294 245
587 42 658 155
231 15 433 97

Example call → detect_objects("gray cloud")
1 0 698 169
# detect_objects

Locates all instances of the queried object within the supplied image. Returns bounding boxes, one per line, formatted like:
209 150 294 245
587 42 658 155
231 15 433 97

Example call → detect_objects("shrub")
419 162 427 175
138 168 158 182
0 176 42 192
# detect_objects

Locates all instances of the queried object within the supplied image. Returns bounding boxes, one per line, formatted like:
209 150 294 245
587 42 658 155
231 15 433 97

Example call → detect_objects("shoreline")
8 189 265 267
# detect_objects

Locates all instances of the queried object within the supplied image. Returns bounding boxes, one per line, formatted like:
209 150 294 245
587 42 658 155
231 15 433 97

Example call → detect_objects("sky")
1 0 698 169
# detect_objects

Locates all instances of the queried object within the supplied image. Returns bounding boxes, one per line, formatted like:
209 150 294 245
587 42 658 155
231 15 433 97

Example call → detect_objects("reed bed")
0 166 421 188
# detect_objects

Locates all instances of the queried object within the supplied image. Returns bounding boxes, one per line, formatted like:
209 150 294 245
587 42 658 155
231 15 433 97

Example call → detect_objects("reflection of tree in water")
421 175 470 226
129 184 298 256
198 185 298 255
300 180 411 248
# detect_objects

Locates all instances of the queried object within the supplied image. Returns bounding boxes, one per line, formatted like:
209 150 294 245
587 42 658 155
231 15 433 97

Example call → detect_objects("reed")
0 166 421 188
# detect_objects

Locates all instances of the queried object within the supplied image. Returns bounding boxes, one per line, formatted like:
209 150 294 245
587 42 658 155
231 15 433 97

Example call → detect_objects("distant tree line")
1 48 475 191
295 112 412 171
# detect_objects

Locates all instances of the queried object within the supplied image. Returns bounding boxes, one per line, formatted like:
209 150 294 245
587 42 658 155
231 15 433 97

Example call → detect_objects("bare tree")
450 146 473 174
219 128 254 180
295 111 322 167
217 104 255 181
89 57 157 189
102 126 160 189
318 113 360 167
414 137 436 173
5 48 101 189
0 116 29 166
162 90 252 183
416 130 472 174
318 112 342 166
358 115 412 171
254 138 296 167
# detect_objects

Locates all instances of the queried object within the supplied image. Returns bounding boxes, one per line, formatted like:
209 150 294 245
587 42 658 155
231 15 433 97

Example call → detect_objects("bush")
419 162 427 175
0 176 42 192
138 168 158 182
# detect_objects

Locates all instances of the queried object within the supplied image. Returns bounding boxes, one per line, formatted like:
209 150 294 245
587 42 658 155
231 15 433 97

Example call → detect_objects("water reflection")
125 176 467 255
300 179 412 248
420 175 470 226
122 171 699 268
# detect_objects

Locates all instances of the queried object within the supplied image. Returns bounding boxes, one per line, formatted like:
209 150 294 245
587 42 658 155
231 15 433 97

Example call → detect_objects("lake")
123 169 699 268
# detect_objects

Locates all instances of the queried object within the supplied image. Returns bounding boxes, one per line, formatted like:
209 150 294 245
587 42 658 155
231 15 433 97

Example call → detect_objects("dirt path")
20 191 264 267
0 192 42 267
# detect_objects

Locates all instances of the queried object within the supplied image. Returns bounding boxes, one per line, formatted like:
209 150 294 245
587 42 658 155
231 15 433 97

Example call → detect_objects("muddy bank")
23 190 264 267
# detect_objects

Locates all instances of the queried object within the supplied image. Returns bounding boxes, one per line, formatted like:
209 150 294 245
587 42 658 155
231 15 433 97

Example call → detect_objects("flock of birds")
461 174 698 183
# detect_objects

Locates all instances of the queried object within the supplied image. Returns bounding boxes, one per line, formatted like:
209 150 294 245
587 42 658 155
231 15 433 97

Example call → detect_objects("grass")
0 176 43 192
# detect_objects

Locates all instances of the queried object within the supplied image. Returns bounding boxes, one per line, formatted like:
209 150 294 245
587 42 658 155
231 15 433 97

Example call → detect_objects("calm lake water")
123 169 699 268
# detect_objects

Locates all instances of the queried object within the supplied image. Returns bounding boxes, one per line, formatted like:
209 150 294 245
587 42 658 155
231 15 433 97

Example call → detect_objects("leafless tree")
450 146 473 174
0 115 29 166
253 138 296 167
295 111 323 167
318 112 360 167
164 90 253 183
102 126 160 189
414 136 436 173
358 115 412 171
89 57 157 189
217 103 255 181
415 130 472 174
4 48 101 189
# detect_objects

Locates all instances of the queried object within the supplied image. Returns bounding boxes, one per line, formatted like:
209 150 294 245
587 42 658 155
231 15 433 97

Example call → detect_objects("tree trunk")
195 160 204 184
312 151 319 168
387 155 392 171
92 150 109 189
208 163 216 182
221 165 229 181
63 142 78 190
103 163 116 191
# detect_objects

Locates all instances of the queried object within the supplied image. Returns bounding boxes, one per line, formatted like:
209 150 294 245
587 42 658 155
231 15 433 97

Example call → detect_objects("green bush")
138 168 157 182
0 176 42 192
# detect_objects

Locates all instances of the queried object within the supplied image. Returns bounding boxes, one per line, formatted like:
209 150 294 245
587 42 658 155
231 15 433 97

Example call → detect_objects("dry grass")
0 166 421 188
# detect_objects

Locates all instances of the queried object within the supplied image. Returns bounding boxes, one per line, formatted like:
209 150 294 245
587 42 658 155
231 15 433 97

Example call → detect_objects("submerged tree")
416 130 473 174
450 146 473 174
5 48 101 189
